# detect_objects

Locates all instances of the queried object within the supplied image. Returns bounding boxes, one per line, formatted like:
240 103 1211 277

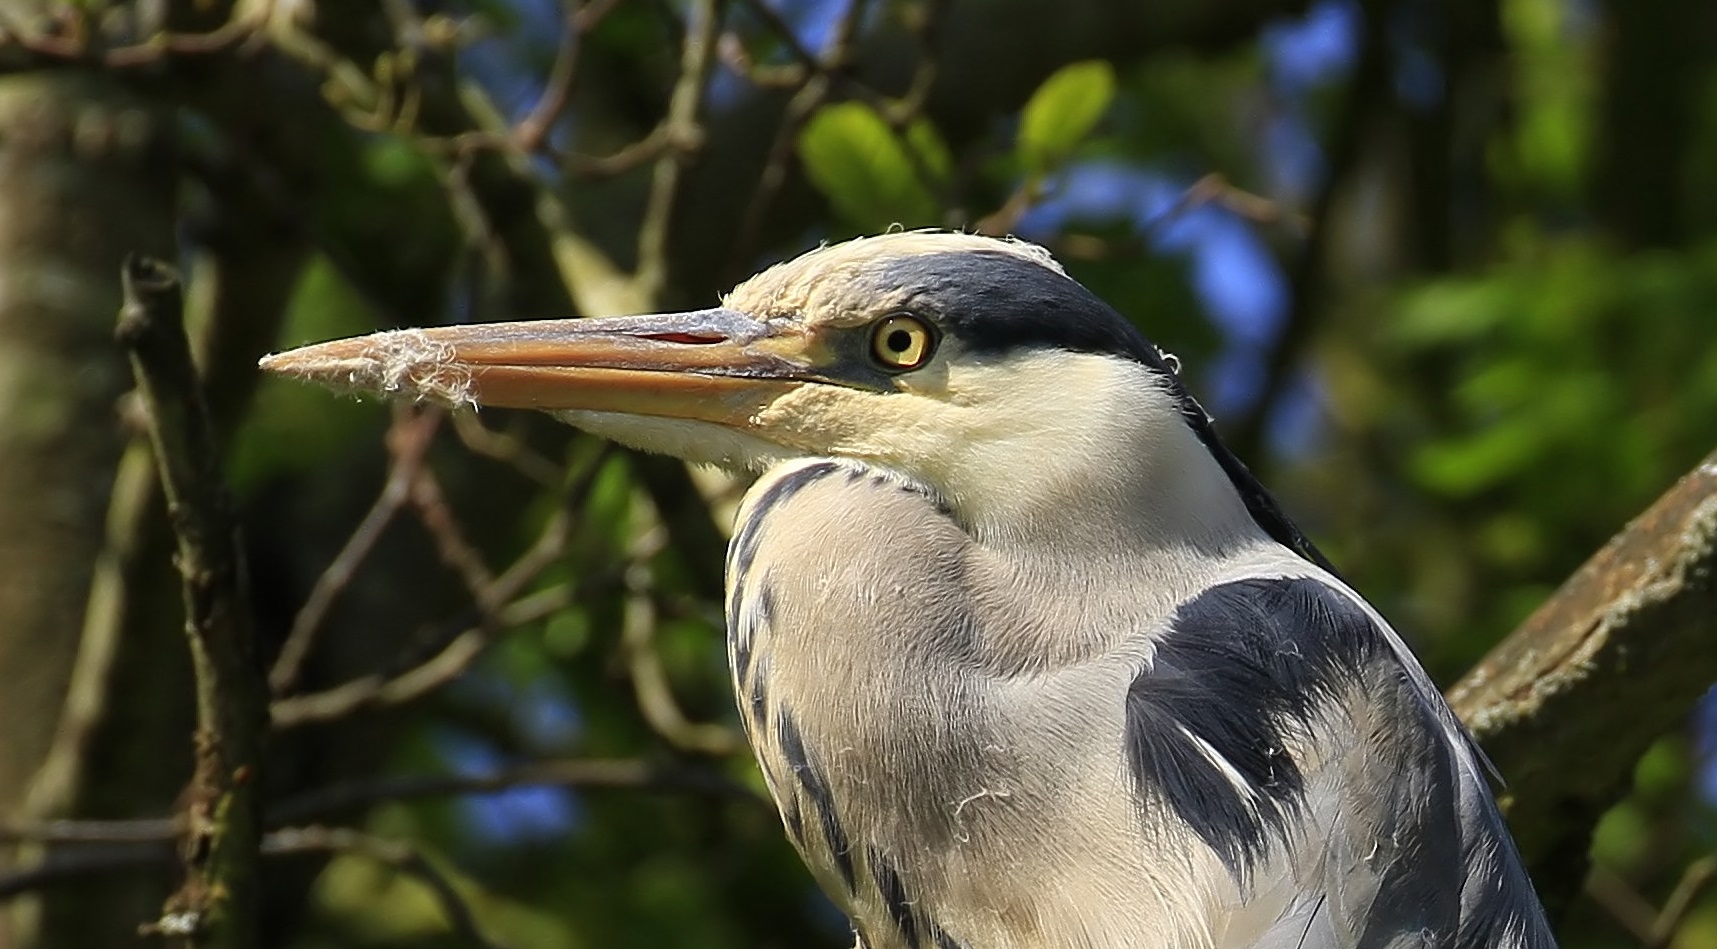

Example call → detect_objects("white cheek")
920 354 1167 495
879 352 1253 548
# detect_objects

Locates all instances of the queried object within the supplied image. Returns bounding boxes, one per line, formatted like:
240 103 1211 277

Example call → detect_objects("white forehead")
790 232 1065 274
724 231 1067 317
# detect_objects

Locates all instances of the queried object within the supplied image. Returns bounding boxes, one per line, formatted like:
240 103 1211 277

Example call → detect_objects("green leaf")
798 103 943 230
903 118 954 184
1018 60 1116 173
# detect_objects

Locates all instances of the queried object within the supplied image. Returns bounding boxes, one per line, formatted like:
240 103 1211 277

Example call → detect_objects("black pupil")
886 329 913 355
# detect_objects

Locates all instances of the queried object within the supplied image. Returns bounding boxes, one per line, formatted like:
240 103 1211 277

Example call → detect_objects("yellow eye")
869 315 935 371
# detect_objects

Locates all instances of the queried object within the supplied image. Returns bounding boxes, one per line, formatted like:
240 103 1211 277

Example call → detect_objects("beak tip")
256 330 475 407
256 351 295 374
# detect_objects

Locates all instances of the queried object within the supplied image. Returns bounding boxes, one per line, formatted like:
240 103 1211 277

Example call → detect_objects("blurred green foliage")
1017 60 1116 175
799 103 953 230
16 0 1714 946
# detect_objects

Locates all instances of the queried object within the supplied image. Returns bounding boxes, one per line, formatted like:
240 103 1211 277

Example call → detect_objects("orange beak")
259 308 812 429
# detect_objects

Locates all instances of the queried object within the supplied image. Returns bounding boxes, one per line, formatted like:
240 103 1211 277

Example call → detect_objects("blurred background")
0 0 1714 945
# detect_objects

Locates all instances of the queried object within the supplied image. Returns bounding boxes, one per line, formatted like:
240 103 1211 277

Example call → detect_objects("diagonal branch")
725 0 873 280
269 406 442 695
269 445 614 729
1451 447 1717 919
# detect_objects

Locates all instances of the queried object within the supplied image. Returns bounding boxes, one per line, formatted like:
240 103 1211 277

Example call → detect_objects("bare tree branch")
726 0 873 280
448 412 564 487
1451 448 1717 918
3 752 758 851
2 826 502 945
0 846 172 902
1227 0 1390 462
0 4 267 69
619 565 743 756
512 4 585 152
1584 855 1717 947
1583 864 1661 943
115 257 266 947
267 757 763 824
1653 855 1717 947
0 818 182 846
269 593 536 730
269 446 614 729
1141 173 1309 238
890 0 950 123
269 407 442 696
635 0 724 300
1 756 759 857
407 466 498 601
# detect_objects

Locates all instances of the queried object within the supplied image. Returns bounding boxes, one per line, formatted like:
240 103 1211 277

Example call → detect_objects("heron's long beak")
259 308 811 428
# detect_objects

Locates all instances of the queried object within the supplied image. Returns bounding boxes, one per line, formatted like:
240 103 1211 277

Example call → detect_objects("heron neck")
945 414 1279 665
957 411 1269 565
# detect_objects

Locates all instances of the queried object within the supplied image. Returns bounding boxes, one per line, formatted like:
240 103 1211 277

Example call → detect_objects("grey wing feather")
1132 576 1556 949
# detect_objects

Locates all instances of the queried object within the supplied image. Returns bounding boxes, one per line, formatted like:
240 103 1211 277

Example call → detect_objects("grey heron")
262 232 1557 949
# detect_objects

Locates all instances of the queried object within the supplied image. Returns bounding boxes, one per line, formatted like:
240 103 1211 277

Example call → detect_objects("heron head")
262 232 1242 538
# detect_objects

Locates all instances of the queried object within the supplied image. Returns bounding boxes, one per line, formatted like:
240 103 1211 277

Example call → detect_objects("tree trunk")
0 64 177 946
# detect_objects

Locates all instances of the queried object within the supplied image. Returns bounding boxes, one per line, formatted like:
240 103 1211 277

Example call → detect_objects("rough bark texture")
17 64 317 949
1451 449 1717 920
0 62 176 946
118 258 267 949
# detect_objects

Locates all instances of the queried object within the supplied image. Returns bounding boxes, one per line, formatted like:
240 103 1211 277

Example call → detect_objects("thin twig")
634 0 724 300
718 33 807 88
116 257 266 946
104 12 266 68
1651 855 1717 946
1048 232 1146 262
270 406 442 695
616 525 742 756
561 125 678 178
0 823 513 933
268 757 763 825
975 177 1051 236
727 77 830 278
0 817 183 845
513 0 597 151
1585 866 1659 944
890 0 950 122
448 412 564 487
407 467 498 601
442 145 513 316
730 0 821 74
0 846 173 902
725 0 871 279
1137 173 1308 238
271 601 525 729
0 6 266 68
1583 859 1717 948
441 124 678 179
620 591 742 756
0 755 759 856
270 447 613 729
